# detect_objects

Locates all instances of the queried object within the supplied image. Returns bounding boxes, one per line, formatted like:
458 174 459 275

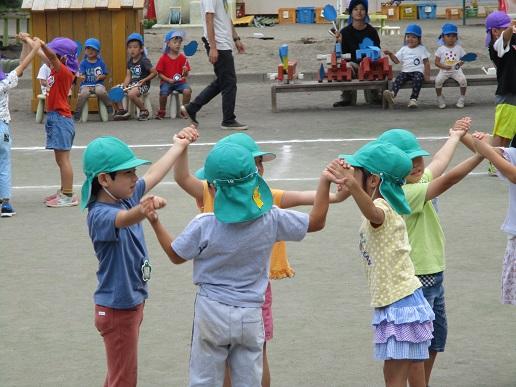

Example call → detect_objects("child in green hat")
143 142 333 386
377 119 484 386
81 126 198 386
327 140 434 387
173 132 347 387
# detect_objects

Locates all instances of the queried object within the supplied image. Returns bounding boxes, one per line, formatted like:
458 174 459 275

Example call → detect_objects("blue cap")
405 24 422 37
164 30 185 42
441 23 458 35
84 38 101 52
127 32 144 45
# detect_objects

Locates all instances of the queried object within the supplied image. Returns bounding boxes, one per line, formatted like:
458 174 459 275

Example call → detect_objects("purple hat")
485 11 511 46
48 37 79 73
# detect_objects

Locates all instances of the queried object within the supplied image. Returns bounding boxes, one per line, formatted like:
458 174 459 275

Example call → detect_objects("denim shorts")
45 111 75 150
418 271 447 352
159 81 190 96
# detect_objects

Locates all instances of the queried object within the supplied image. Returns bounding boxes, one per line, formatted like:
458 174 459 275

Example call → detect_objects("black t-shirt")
127 55 153 86
340 24 381 63
489 35 516 95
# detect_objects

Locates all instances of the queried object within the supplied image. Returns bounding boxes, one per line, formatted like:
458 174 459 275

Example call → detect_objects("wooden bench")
271 80 388 112
383 74 497 108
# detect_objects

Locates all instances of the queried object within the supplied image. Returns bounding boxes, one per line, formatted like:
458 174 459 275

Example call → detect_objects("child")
25 34 80 207
333 0 382 107
0 36 41 217
377 122 485 386
113 32 157 121
37 63 51 95
383 24 431 109
81 128 197 387
434 23 467 109
75 38 112 121
328 141 435 386
484 12 516 174
173 132 346 387
472 132 516 305
145 142 331 386
155 30 192 120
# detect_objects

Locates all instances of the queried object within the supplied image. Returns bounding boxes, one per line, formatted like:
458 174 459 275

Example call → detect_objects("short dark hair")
127 39 143 48
91 172 117 198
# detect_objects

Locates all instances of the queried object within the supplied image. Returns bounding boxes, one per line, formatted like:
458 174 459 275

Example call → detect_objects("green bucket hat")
377 129 430 159
204 142 273 223
195 133 276 180
339 141 412 215
81 136 150 210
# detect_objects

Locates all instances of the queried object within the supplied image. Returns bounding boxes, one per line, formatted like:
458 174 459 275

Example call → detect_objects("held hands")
472 131 490 143
324 159 356 188
174 126 200 147
140 195 167 222
449 116 471 138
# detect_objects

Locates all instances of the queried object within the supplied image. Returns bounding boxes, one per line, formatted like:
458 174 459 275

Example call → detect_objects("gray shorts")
189 291 264 387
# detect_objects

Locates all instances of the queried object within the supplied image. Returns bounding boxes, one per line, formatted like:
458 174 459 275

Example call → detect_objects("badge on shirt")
141 260 152 282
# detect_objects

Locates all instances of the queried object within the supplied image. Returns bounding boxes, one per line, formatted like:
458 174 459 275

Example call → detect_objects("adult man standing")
182 0 248 130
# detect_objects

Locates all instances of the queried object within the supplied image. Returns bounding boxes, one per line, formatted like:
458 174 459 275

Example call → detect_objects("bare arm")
40 41 61 72
18 33 50 66
148 218 186 264
434 56 452 71
427 118 470 178
383 50 400 64
205 12 218 64
139 67 157 84
473 137 516 183
123 69 131 88
114 203 147 229
14 38 41 77
502 21 515 47
425 153 484 201
307 175 331 232
173 146 205 202
280 188 349 208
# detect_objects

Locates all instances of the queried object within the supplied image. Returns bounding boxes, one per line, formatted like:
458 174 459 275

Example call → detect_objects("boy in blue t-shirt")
81 126 198 386
75 38 112 121
143 142 333 386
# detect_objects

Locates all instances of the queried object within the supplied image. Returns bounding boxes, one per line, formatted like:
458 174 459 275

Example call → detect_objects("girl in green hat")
327 140 435 387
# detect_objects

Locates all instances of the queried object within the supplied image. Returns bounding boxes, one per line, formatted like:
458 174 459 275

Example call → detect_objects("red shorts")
262 282 273 341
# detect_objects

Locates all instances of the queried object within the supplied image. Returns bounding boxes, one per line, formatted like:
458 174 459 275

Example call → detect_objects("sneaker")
43 190 60 203
180 104 199 126
0 202 16 217
488 162 497 177
45 193 79 208
408 98 418 108
73 111 81 122
437 95 446 109
383 90 395 108
113 110 130 121
138 109 150 121
220 120 249 130
456 96 465 108
155 109 166 120
333 100 351 107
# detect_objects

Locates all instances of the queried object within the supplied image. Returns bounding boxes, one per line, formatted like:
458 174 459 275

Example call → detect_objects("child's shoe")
45 193 79 208
138 109 150 121
73 111 81 122
0 202 16 217
383 90 395 108
437 95 446 109
155 109 166 120
408 98 418 108
113 110 129 121
456 96 465 108
43 190 60 203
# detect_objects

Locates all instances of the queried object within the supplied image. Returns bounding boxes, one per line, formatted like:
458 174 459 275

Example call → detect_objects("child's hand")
383 49 393 56
140 195 167 222
77 74 86 82
176 126 199 143
472 131 490 143
33 37 45 46
17 32 31 42
450 117 471 138
325 159 355 186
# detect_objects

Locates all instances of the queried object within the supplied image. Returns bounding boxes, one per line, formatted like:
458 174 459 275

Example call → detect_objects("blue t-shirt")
79 57 108 87
172 206 309 307
87 179 149 309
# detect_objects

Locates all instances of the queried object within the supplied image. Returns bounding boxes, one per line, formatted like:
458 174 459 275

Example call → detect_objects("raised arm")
143 126 199 192
13 36 41 77
173 145 204 201
40 40 62 71
425 153 484 201
307 174 331 232
18 32 50 66
473 133 516 183
279 187 350 209
427 117 470 178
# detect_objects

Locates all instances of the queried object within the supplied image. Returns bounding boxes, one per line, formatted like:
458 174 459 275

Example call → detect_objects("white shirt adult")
396 45 430 73
200 0 234 51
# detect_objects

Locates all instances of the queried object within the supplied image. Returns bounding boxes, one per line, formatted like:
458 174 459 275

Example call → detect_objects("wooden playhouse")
21 0 144 112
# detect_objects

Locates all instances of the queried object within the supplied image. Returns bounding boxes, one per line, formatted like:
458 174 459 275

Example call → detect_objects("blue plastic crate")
296 7 315 24
418 4 437 19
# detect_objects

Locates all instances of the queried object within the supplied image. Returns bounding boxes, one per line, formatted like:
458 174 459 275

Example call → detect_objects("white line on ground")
11 172 490 190
11 136 450 151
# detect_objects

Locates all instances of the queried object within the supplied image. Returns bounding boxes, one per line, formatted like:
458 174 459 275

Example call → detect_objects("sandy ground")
1 17 515 387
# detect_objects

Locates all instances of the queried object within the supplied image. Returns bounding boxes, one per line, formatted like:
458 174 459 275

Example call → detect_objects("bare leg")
384 359 411 387
459 86 466 96
182 88 192 105
435 87 442 97
53 150 73 192
127 88 146 110
408 361 427 387
262 342 270 387
223 361 231 387
423 351 437 386
95 85 113 108
159 95 168 111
